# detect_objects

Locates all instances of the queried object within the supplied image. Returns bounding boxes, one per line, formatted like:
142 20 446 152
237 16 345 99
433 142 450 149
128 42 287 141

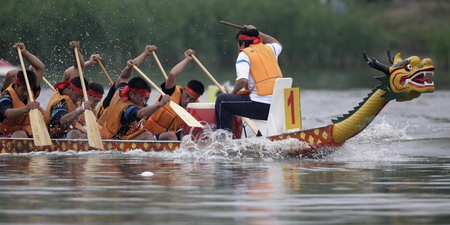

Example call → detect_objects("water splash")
321 143 412 163
350 117 412 144
316 118 414 162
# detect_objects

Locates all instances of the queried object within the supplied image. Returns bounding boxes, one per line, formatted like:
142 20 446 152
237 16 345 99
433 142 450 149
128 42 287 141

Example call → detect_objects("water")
0 89 449 224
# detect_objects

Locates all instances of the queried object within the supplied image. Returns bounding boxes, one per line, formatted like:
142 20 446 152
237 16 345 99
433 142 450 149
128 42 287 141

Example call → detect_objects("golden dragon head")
364 51 435 101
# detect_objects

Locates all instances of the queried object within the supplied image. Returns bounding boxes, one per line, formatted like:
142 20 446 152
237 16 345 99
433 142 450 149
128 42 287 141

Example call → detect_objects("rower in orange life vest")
43 41 94 139
215 25 283 135
0 70 40 138
59 51 105 120
58 50 106 131
143 49 205 140
98 76 172 140
1 42 44 99
96 45 174 140
95 45 155 120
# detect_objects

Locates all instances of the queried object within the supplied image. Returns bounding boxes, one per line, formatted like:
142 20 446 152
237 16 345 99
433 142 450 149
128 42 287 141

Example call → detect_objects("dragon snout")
402 70 435 88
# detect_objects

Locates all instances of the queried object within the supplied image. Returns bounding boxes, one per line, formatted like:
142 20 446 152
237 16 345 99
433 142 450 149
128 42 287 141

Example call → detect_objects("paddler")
97 45 174 140
215 25 283 134
0 70 40 138
43 41 94 139
95 45 155 119
143 49 205 140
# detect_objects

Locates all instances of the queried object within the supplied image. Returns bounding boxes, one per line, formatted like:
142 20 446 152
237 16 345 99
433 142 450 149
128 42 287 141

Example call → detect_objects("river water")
0 89 449 225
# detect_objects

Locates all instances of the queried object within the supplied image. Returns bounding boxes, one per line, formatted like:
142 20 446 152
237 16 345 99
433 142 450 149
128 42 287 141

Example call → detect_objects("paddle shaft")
74 47 89 101
132 65 165 96
191 55 226 93
219 20 244 30
152 52 168 80
97 60 114 85
43 77 56 92
17 49 35 102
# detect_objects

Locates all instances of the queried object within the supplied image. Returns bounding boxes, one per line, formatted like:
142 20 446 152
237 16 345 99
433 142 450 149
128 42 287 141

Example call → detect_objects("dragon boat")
0 51 436 156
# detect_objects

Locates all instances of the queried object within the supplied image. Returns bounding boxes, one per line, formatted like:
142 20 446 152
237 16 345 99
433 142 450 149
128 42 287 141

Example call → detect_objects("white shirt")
235 43 282 104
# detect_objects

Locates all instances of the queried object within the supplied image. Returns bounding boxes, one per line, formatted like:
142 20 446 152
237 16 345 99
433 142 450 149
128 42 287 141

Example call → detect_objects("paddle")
96 59 114 86
74 47 104 149
131 65 203 128
151 51 168 80
17 49 52 146
42 77 56 92
190 54 262 136
219 20 244 29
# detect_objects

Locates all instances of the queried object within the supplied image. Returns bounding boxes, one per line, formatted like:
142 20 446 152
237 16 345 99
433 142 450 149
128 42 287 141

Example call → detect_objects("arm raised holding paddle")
61 41 86 81
2 43 45 97
115 45 157 87
159 49 204 109
62 53 101 81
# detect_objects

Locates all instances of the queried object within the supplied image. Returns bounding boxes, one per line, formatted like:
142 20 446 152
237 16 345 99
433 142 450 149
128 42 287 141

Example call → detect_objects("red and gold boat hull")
0 125 341 157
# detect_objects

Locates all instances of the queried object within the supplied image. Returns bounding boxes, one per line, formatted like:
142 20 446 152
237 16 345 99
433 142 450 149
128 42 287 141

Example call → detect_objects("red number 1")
287 90 295 124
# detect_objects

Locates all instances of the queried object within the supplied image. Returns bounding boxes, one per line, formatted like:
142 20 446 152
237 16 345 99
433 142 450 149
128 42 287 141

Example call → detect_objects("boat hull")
0 138 180 154
0 125 340 157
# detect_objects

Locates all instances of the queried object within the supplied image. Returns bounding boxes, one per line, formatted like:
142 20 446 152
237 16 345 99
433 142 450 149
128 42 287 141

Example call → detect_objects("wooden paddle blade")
29 109 52 146
84 110 104 149
169 101 203 128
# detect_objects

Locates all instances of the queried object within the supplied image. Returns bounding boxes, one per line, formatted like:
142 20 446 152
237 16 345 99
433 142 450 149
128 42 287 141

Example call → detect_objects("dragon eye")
405 64 412 71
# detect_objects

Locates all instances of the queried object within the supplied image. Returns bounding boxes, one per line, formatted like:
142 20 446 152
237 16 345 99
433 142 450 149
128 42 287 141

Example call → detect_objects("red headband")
88 89 103 98
184 86 200 99
238 34 263 45
54 78 84 95
120 85 150 102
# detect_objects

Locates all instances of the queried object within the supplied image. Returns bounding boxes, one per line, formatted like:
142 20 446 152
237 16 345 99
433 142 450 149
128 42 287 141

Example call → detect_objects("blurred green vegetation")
0 0 448 88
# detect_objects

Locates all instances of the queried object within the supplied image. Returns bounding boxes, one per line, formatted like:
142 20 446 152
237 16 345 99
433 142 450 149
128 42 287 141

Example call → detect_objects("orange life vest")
44 91 77 138
144 85 190 135
95 99 105 120
98 91 145 140
0 85 32 136
242 43 283 96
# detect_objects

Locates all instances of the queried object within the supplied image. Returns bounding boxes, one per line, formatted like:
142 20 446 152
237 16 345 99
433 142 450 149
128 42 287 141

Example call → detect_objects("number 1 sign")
284 88 302 131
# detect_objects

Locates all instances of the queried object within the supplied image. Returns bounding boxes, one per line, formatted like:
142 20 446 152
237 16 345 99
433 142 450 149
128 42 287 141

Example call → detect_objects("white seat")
251 78 293 137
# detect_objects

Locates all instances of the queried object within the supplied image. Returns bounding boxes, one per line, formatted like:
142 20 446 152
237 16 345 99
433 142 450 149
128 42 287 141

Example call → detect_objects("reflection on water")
1 146 449 224
0 90 448 224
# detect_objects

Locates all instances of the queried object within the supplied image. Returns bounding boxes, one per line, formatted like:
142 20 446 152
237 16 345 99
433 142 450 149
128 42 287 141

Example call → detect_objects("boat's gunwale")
0 137 181 144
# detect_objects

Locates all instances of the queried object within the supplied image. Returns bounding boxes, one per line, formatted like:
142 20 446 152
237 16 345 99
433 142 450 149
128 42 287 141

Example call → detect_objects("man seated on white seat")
215 24 283 135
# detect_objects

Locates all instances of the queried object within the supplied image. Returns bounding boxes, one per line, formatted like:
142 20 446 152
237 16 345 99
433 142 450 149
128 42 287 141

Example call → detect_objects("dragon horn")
363 51 389 75
387 50 394 64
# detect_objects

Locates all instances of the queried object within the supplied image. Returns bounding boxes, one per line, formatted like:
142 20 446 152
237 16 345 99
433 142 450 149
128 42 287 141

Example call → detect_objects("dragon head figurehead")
364 51 435 101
